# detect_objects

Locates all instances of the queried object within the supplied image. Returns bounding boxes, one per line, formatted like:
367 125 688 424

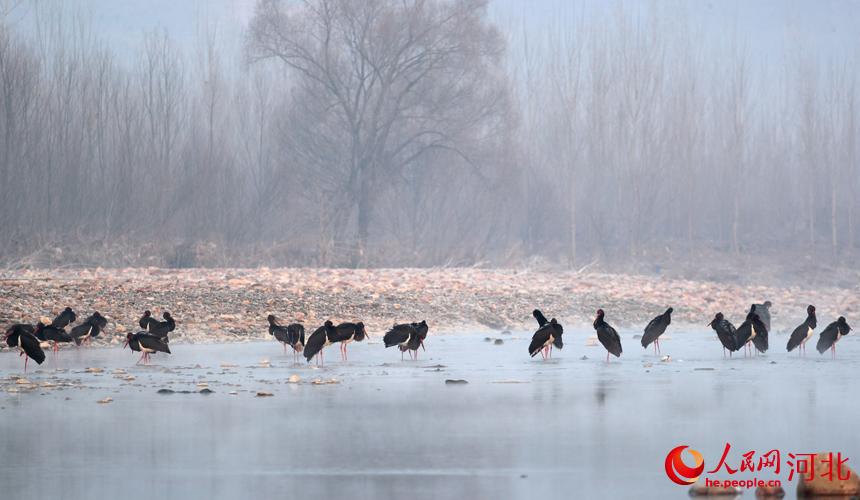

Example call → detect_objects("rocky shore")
1 267 857 345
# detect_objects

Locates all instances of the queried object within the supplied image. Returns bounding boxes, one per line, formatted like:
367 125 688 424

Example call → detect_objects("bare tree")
246 0 510 265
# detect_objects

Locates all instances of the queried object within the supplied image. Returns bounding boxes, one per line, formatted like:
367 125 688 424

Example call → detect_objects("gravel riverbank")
1 267 857 345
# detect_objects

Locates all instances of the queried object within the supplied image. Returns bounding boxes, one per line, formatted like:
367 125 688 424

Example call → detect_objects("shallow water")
0 330 857 500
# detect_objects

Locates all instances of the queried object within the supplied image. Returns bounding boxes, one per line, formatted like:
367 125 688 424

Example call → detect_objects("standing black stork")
736 306 768 356
751 301 773 332
141 312 175 342
787 305 817 356
34 322 72 356
528 310 563 359
411 320 429 359
267 315 305 362
50 307 76 329
641 307 673 355
383 323 419 360
123 332 171 365
593 309 622 363
303 321 336 365
5 325 46 372
330 322 368 361
70 312 108 346
816 317 852 359
531 309 563 358
708 312 739 357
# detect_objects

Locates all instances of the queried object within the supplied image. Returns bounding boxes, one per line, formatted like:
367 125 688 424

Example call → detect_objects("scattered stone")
256 391 274 397
484 337 492 342
694 367 714 371
220 363 238 368
580 355 588 360
311 378 339 385
198 388 214 395
85 367 103 373
632 334 642 340
157 389 175 394
228 391 238 395
15 378 30 385
501 330 512 335
493 339 504 345
795 452 860 497
755 484 785 498
688 481 741 496
288 374 301 383
97 397 113 404
661 355 671 362
445 379 468 385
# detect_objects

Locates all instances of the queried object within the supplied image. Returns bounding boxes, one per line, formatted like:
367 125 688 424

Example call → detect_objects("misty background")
1 0 859 274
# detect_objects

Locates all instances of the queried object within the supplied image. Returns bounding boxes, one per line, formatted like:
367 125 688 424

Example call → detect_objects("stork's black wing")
383 324 413 348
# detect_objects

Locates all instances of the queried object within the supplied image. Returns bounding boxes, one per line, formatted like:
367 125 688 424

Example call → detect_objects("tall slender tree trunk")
808 180 815 252
831 182 838 260
732 190 740 255
568 182 577 268
355 175 373 268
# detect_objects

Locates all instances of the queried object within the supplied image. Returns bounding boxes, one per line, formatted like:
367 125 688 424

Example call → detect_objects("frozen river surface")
0 329 857 499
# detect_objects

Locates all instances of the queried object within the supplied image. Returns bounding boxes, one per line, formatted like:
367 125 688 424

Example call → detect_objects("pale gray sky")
4 0 859 67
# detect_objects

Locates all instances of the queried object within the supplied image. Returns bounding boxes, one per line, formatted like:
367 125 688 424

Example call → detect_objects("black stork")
641 307 673 355
736 306 768 356
5 325 45 372
50 307 76 329
410 320 429 359
787 305 816 356
594 309 622 363
751 301 773 332
140 311 175 342
34 322 72 355
70 312 108 346
383 323 420 360
303 321 336 365
139 310 154 330
708 312 739 357
124 332 171 365
267 315 305 362
531 309 563 358
330 322 368 361
528 310 563 359
816 317 852 359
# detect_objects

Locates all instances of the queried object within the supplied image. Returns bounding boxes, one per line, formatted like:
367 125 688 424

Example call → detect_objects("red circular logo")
665 445 705 485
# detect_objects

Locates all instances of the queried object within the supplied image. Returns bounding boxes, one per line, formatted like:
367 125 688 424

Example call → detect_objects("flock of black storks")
267 315 430 365
2 301 854 372
528 302 852 363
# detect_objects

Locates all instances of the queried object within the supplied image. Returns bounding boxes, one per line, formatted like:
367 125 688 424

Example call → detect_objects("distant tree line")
0 1 857 268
